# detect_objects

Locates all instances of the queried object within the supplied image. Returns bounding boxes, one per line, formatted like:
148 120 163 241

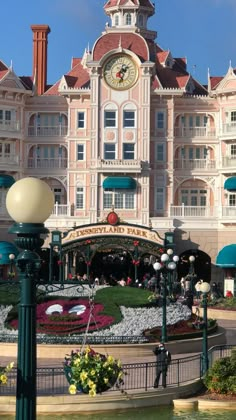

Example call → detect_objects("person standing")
153 343 171 388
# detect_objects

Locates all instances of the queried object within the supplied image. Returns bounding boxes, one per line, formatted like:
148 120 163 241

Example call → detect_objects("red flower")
86 261 91 266
133 241 139 247
85 240 91 244
57 260 63 266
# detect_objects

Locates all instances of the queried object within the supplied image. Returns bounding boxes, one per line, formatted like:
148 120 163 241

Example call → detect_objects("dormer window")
125 13 132 25
114 14 119 26
138 14 144 27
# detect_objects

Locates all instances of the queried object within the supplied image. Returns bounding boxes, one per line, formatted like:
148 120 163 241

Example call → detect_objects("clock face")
103 55 138 90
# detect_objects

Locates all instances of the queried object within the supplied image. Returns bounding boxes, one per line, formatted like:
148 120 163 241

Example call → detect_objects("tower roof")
104 0 154 9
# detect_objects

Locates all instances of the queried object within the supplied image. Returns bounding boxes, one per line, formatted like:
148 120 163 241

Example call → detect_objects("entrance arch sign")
62 223 163 246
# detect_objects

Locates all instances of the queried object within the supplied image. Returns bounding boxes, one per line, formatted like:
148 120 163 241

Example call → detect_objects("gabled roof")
153 44 207 95
104 0 154 9
45 58 90 95
93 32 149 62
209 76 223 90
0 61 9 81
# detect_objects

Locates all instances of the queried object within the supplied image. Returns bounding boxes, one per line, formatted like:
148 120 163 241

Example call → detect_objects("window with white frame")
0 142 12 157
231 111 236 122
54 188 62 205
156 111 165 129
156 144 165 161
138 14 144 27
104 143 116 160
103 189 135 209
155 188 164 210
76 187 84 209
104 111 116 127
125 13 131 25
114 14 119 25
0 109 13 124
77 144 84 161
230 144 236 156
77 112 85 128
229 194 236 206
180 189 207 206
123 143 134 160
123 110 135 127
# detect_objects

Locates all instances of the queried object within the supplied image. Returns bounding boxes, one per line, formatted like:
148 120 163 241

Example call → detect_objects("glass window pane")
104 111 116 127
76 187 84 209
123 111 135 127
77 144 84 160
104 144 115 159
123 143 134 159
78 112 85 128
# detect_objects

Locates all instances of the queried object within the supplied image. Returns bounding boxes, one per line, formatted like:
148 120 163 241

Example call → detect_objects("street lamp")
154 249 179 343
6 177 54 420
8 253 15 279
199 281 211 374
188 255 195 293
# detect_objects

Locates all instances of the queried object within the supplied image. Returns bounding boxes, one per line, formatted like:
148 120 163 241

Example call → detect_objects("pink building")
1 0 236 291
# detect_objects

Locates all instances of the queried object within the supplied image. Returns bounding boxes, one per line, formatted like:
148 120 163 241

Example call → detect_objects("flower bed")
9 299 114 335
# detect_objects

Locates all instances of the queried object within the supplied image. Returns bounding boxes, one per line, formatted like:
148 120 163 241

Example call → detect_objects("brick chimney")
31 24 51 95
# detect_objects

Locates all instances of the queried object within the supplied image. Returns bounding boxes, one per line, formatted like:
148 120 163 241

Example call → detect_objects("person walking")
153 343 171 388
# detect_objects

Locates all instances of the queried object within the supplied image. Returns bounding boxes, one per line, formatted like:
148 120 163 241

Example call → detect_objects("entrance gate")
49 212 174 284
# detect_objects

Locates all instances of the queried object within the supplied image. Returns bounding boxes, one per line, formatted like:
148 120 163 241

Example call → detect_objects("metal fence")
1 344 235 396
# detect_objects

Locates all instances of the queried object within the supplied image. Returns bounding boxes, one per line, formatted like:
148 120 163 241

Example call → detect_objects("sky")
1 0 236 86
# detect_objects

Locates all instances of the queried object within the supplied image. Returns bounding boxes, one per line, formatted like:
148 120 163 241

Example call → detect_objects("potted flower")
63 346 124 397
0 362 14 385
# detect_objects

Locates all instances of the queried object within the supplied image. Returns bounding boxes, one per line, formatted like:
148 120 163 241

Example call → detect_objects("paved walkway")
1 319 234 368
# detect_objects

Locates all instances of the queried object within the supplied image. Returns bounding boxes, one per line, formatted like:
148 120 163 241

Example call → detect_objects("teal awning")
103 177 136 189
216 244 236 267
0 174 15 188
0 241 19 265
224 177 236 190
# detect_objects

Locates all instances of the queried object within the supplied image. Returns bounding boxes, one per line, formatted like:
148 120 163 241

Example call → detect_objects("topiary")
203 348 236 395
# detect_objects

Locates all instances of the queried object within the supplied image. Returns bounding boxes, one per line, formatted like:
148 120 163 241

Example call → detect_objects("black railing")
1 344 235 396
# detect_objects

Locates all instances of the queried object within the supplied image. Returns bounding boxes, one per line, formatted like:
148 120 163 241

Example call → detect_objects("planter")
63 347 123 396
64 364 119 394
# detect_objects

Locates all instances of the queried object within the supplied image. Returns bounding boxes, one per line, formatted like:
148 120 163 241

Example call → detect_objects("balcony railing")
174 127 216 138
222 156 236 168
93 158 142 172
0 154 19 165
170 205 215 217
51 203 71 216
0 120 20 131
222 206 236 217
174 159 216 170
28 126 68 137
27 158 67 169
222 122 236 135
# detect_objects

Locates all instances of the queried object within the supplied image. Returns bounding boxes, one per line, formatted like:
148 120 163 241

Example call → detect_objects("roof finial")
10 60 13 70
229 59 232 69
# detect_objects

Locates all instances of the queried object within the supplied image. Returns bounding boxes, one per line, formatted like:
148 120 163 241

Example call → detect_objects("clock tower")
103 0 156 41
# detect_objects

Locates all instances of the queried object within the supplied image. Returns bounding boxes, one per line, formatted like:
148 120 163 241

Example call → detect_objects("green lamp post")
188 255 196 293
199 281 211 374
6 177 54 420
153 249 179 343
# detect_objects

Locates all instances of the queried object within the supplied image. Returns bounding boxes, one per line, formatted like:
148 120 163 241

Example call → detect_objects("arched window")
125 13 131 25
114 14 119 26
138 14 144 27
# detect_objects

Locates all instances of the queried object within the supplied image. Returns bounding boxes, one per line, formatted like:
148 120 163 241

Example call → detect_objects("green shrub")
204 349 236 395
